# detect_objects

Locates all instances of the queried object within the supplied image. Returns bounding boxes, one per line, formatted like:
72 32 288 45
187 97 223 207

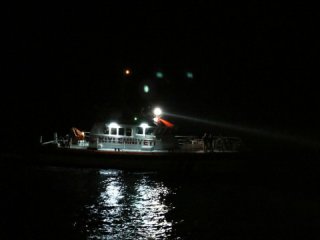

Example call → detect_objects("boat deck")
68 142 238 154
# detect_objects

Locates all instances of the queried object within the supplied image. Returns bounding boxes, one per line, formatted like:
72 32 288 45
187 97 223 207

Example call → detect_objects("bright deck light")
140 123 149 128
153 107 162 117
108 122 120 128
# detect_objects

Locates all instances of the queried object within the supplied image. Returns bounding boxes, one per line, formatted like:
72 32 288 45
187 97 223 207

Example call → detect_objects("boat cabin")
88 122 176 151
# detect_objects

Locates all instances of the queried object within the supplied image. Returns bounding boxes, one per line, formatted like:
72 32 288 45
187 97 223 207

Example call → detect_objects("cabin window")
136 127 143 135
125 128 132 136
104 127 109 135
145 127 154 136
111 128 117 135
118 128 124 136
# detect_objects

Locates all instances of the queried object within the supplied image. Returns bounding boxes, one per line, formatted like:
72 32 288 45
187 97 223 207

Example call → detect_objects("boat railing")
175 135 243 152
212 136 243 152
175 135 201 144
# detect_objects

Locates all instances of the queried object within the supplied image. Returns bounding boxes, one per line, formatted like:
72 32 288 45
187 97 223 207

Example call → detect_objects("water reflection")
3 164 318 239
85 170 173 239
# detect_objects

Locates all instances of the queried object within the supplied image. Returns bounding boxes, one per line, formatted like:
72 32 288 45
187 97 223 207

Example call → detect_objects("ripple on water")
84 170 173 239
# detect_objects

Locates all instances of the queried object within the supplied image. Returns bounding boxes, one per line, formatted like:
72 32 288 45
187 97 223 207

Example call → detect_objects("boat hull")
32 147 249 174
3 146 320 178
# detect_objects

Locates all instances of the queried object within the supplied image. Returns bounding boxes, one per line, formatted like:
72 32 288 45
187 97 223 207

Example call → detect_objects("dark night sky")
1 2 319 149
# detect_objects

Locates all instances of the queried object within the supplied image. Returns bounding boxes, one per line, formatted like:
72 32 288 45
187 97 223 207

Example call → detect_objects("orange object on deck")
71 127 85 140
158 118 174 128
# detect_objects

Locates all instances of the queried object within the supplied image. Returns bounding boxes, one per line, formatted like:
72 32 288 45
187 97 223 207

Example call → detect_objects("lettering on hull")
90 136 156 146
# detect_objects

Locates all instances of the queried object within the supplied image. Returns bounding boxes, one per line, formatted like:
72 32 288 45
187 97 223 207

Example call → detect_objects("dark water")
1 155 320 239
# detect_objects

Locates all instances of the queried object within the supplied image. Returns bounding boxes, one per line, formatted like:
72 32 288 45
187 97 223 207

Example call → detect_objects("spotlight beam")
164 112 320 148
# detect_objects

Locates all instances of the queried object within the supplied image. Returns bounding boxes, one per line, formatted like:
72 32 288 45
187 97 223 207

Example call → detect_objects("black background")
1 2 319 150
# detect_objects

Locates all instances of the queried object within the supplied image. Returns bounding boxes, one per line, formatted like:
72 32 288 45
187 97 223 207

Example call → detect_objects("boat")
37 107 245 173
42 107 242 153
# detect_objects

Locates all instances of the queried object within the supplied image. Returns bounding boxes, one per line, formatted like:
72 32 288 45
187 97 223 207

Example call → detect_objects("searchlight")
153 107 162 117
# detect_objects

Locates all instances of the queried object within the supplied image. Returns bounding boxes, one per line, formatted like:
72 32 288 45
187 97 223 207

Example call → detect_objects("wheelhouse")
102 122 155 138
89 122 161 151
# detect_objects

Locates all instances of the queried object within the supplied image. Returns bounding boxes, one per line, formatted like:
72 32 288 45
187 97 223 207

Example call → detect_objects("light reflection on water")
2 161 319 239
84 170 173 239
